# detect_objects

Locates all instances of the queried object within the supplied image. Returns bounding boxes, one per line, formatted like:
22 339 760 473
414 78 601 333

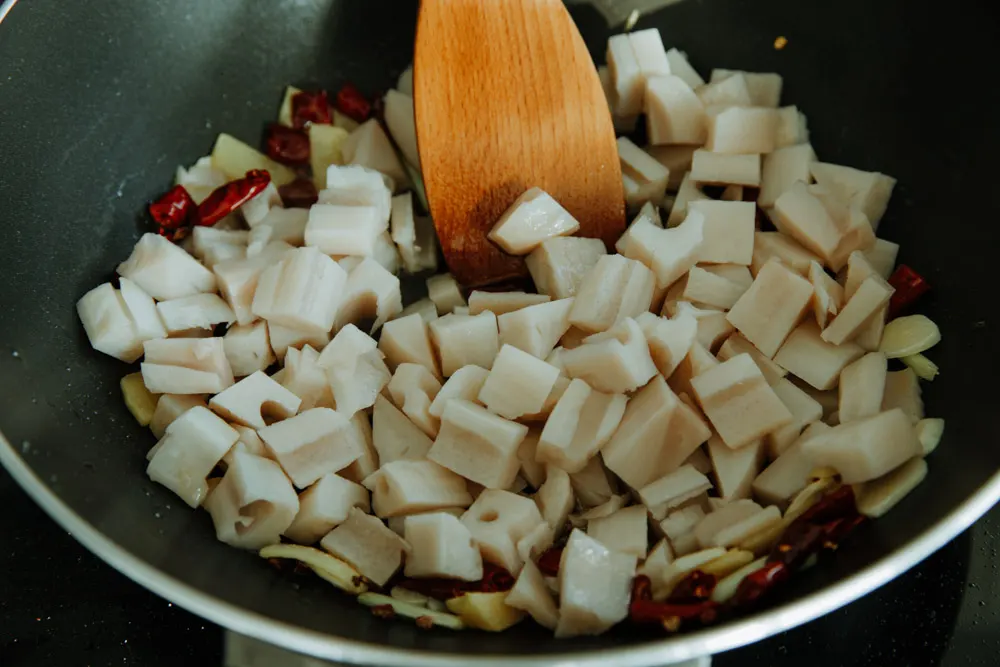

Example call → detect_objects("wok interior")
1 0 999 658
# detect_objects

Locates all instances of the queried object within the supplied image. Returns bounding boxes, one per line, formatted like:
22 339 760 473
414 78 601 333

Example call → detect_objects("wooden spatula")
414 0 626 288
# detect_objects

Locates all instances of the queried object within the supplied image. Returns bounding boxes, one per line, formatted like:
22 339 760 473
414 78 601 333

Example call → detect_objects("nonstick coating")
2 0 999 664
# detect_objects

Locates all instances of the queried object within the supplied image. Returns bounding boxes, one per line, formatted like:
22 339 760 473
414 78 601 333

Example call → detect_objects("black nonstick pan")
2 0 999 664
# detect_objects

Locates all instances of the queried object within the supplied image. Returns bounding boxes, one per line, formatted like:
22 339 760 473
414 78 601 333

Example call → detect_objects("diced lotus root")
320 507 409 587
209 371 301 430
428 399 528 489
430 312 499 376
488 187 581 255
562 318 658 394
284 473 370 545
141 338 235 395
461 489 544 575
404 512 484 581
536 378 626 473
258 408 365 488
555 529 636 637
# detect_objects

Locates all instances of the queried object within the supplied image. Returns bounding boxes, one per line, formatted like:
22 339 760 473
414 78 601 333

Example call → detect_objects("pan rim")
3 427 998 666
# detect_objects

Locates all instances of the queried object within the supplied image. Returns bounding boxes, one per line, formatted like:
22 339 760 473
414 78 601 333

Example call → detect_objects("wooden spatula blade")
414 0 626 288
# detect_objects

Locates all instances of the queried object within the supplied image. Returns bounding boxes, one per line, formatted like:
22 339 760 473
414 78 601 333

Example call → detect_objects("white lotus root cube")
77 283 155 362
820 275 894 345
568 256 654 334
203 451 299 549
775 105 809 147
477 345 561 420
386 363 442 437
320 508 408 587
562 318 657 394
367 459 472 517
692 499 762 549
751 231 820 277
251 247 347 335
222 322 274 377
302 204 381 257
429 399 528 489
709 505 782 548
404 512 483 581
525 237 607 299
280 345 334 409
706 106 778 154
427 273 467 315
774 320 865 391
853 457 927 519
586 505 648 558
555 529 636 638
759 144 816 208
254 207 309 247
766 378 824 457
717 333 786 386
468 291 550 316
156 293 235 335
487 187 581 255
801 408 922 483
771 182 845 269
332 413 377 485
710 69 782 107
213 241 293 326
706 435 764 501
461 489 544 574
496 297 574 361
627 28 670 78
535 379 627 473
618 137 670 209
752 421 831 506
383 88 419 167
685 200 755 266
838 352 888 424
863 238 900 280
280 473 369 545
667 301 734 353
379 313 440 379
638 464 713 521
141 338 234 394
726 259 815 357
390 192 428 274
810 162 896 231
332 258 402 332
692 353 794 450
635 311 697 378
265 323 330 363
430 312 500 376
659 505 707 557
808 261 845 329
428 365 489 419
117 233 216 300
258 408 364 488
318 324 391 418
645 75 707 145
507 561 559 630
602 375 712 489
372 394 433 464
535 464 575 532
209 371 301 430
680 267 750 311
606 33 644 117
666 339 719 398
149 394 206 440
146 406 239 508
690 150 761 187
190 227 249 268
882 368 925 424
339 120 408 190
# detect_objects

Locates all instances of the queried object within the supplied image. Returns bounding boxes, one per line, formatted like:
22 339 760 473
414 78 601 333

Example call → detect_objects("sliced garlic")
700 548 755 578
879 315 941 359
916 418 945 456
901 353 939 381
711 556 767 603
258 543 368 594
358 592 465 630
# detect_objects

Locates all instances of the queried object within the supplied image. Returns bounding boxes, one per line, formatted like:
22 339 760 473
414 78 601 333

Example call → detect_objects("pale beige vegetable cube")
372 394 433 464
332 258 402 332
820 198 877 272
204 451 299 549
320 508 408 587
396 298 438 324
810 162 896 231
389 192 427 274
717 332 786 386
507 561 559 630
386 363 441 437
706 107 778 155
697 73 752 107
175 155 227 203
766 377 824 457
555 529 636 638
567 457 617 509
659 505 707 557
284 473 370 545
710 505 782 548
636 310 697 378
863 238 900 280
568 255 654 333
771 182 843 268
429 399 527 489
681 266 750 310
645 146 698 191
536 464 574 531
619 137 671 209
487 187 581 255
141 338 234 395
430 312 500 376
686 200 756 265
211 133 295 185
689 150 761 187
252 208 309 247
773 320 865 390
853 457 927 519
645 75 707 145
514 429 546 488
404 512 483 581
882 368 925 424
759 143 816 208
251 247 347 335
669 301 734 353
428 365 490 419
710 70 782 107
222 322 274 377
637 538 675 583
461 489 544 574
367 459 472 517
838 352 888 424
319 164 393 223
498 298 575 367
525 237 607 300
426 273 467 315
684 446 714 475
476 345 560 420
752 422 830 506
267 323 330 362
303 204 382 257
574 495 627 525
468 291 550 316
191 227 249 267
626 28 670 77
692 499 762 549
535 378 626 473
117 233 217 301
725 259 814 357
602 375 712 489
279 345 335 410
209 371 300 430
606 33 644 117
340 119 409 189
616 204 663 259
562 318 658 394
801 408 922 483
213 241 293 326
774 105 809 147
665 173 710 227
916 418 945 456
308 124 351 189
659 47 701 86
750 231 820 277
77 283 147 363
821 275 894 345
147 406 239 508
258 408 364 488
586 505 648 558
383 89 419 168
156 293 235 336
707 435 764 501
149 394 206 440
638 464 713 520
379 313 440 378
808 261 844 329
667 340 720 397
336 413 378 484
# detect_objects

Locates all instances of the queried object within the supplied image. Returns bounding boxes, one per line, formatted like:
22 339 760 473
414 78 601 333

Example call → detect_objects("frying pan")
1 0 999 664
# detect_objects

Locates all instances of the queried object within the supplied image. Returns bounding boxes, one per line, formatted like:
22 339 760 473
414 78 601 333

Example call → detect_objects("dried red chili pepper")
731 561 790 607
264 123 310 166
667 570 717 604
798 485 858 526
194 170 272 227
395 562 515 601
628 575 720 631
291 90 332 129
278 177 320 208
887 264 930 318
149 185 195 230
415 615 435 630
535 547 563 577
335 83 372 123
370 604 396 620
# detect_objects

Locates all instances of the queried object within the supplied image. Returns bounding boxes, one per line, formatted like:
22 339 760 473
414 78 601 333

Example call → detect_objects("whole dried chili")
291 90 332 129
335 83 372 123
370 604 396 620
887 265 930 318
149 185 195 231
629 577 720 631
667 570 717 604
264 123 310 166
731 561 790 607
278 177 320 208
194 169 272 227
535 547 563 577
395 562 515 601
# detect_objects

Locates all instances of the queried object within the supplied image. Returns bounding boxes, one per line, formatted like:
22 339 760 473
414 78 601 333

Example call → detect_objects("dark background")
2 469 998 667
